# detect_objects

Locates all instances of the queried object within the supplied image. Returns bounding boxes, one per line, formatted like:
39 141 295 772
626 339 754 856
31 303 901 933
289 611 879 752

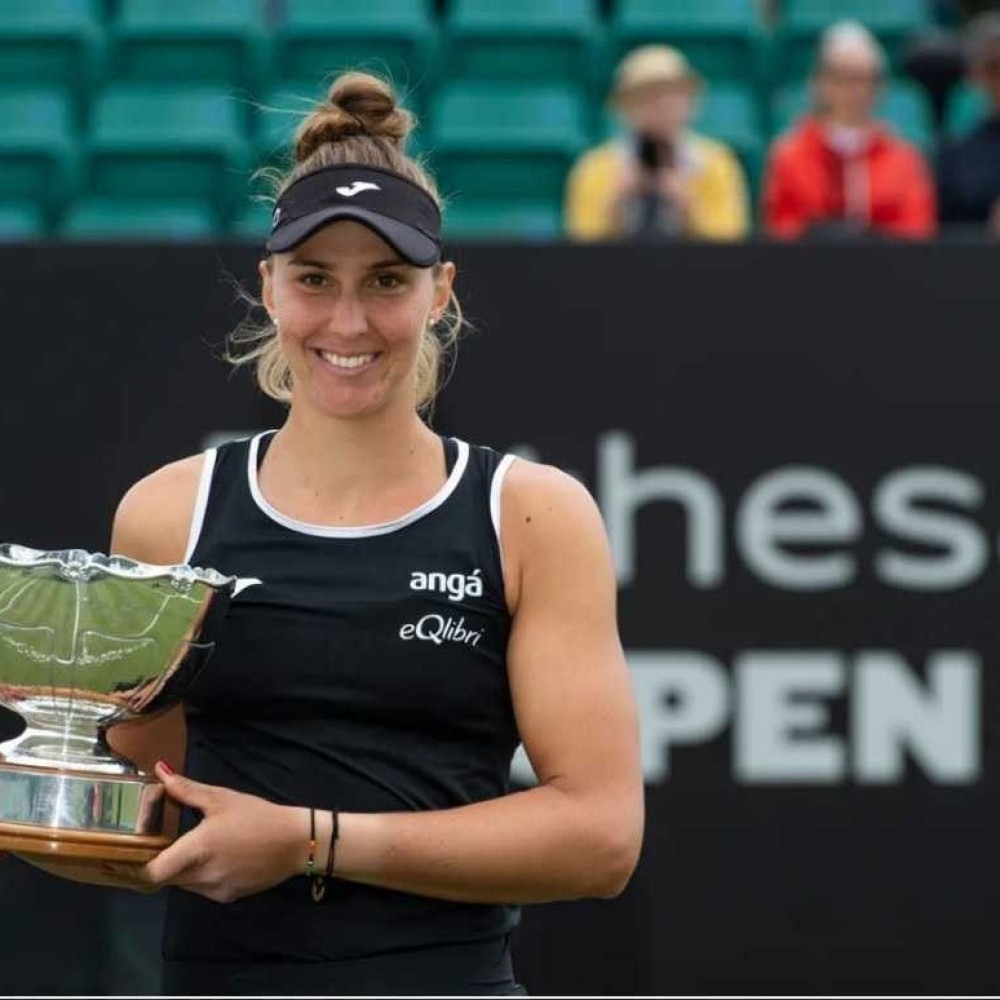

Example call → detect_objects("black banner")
0 243 998 994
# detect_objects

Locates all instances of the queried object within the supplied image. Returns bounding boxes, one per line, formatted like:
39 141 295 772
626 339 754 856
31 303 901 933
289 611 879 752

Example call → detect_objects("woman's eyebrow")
288 255 330 269
287 255 409 270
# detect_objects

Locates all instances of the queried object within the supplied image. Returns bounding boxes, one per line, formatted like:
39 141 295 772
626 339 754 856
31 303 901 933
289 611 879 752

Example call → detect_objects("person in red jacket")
764 20 936 240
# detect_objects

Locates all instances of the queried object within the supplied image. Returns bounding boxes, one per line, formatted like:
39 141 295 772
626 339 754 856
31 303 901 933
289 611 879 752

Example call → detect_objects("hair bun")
294 72 415 164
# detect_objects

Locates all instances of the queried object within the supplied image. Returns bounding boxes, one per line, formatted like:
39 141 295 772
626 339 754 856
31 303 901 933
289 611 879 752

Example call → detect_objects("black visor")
265 164 442 266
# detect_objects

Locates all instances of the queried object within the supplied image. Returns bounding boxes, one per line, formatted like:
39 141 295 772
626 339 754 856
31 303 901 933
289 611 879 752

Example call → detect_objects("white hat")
611 45 703 102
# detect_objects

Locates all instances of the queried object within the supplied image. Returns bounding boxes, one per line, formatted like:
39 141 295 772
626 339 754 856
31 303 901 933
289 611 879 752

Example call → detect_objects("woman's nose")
327 295 367 337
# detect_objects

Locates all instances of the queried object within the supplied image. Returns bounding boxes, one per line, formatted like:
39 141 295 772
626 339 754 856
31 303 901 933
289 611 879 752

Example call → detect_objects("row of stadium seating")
0 0 936 100
1 0 982 240
3 76 985 242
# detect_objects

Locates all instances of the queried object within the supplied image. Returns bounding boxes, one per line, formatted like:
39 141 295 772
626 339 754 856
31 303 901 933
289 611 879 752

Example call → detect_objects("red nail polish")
158 759 175 776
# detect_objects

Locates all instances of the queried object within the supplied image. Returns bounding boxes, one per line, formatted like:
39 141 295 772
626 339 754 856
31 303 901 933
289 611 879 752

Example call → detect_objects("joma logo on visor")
336 181 381 198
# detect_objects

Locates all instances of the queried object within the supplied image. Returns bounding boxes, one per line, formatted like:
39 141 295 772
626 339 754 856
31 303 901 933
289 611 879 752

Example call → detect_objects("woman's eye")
299 272 327 288
373 273 405 290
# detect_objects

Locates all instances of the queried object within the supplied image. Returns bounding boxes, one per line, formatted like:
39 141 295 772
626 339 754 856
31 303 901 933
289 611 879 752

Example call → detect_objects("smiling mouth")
315 349 381 372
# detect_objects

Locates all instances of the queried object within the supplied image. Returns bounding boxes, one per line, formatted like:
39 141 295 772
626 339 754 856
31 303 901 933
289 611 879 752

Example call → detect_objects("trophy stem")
1 722 128 774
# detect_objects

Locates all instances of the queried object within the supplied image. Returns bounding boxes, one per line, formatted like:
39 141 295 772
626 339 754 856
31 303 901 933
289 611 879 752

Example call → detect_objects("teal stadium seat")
60 197 218 239
694 82 766 194
274 0 437 115
775 0 931 83
109 0 269 93
443 200 563 240
443 0 605 100
0 0 105 102
946 82 989 138
0 89 78 226
428 83 588 238
253 79 339 172
0 203 46 241
772 76 933 149
231 199 275 240
84 86 251 226
611 0 767 86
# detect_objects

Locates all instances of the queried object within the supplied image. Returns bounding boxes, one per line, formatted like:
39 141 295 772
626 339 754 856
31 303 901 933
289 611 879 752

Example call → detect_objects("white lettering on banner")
594 430 992 592
616 650 981 785
873 468 988 591
627 652 731 781
600 431 724 589
736 470 861 591
854 651 980 783
735 653 847 782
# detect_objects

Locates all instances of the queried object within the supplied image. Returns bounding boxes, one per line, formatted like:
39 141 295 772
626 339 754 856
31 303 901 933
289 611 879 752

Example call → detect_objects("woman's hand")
143 761 310 904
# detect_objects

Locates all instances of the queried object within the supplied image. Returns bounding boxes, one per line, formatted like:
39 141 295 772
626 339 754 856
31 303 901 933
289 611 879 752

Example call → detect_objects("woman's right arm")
14 455 204 891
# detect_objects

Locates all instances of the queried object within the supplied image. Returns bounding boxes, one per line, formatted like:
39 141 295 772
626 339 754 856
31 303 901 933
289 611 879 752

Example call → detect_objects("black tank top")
163 431 521 963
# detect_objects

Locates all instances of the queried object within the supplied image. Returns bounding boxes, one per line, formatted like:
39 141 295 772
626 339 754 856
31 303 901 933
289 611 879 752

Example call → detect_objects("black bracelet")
304 807 318 881
325 811 340 881
310 810 339 903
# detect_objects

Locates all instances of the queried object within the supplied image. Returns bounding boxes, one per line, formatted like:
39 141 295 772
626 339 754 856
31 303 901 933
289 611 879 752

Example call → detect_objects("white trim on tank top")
246 431 471 538
489 453 518 580
184 447 218 564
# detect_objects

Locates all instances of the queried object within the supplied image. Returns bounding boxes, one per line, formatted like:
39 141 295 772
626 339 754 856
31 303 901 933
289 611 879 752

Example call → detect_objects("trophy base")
0 760 169 864
0 820 169 863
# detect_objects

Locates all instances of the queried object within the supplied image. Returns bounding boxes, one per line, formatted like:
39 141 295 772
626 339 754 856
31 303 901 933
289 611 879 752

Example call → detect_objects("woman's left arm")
337 462 644 903
146 462 644 904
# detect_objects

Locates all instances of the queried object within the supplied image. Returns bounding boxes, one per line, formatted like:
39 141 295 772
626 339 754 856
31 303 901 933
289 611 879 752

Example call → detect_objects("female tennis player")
33 71 643 996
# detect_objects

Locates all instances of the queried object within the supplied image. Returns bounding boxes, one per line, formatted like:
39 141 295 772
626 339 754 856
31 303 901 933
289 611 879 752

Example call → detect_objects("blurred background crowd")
2 0 999 246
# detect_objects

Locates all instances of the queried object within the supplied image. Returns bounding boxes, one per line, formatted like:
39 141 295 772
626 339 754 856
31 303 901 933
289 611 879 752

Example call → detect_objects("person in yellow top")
565 44 750 241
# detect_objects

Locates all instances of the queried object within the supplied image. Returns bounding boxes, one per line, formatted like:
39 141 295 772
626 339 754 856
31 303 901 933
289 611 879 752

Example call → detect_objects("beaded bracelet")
304 807 319 882
309 810 340 902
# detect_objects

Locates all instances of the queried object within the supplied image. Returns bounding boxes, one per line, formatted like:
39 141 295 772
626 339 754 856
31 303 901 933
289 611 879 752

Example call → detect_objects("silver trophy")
0 544 234 864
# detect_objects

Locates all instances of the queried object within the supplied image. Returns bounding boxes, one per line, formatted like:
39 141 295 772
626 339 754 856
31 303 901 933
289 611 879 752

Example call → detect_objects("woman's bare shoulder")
110 454 207 566
502 457 602 528
499 457 611 585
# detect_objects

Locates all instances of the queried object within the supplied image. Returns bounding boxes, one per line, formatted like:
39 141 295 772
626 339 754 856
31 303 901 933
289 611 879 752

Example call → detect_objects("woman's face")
260 220 453 421
814 51 882 126
619 81 696 143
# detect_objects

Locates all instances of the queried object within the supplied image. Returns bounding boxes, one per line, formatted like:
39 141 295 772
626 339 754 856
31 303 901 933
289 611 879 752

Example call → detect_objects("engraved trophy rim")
0 543 235 589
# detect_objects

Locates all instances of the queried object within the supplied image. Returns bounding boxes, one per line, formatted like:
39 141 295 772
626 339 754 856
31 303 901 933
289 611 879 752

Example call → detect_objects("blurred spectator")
763 21 936 240
936 11 1000 235
929 0 1000 27
564 45 749 242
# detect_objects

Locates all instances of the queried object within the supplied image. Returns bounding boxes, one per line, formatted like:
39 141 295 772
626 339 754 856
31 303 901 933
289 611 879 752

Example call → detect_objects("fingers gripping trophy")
0 544 234 866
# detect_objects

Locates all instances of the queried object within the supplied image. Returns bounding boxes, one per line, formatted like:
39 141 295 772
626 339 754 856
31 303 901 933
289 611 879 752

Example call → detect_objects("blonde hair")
229 72 462 414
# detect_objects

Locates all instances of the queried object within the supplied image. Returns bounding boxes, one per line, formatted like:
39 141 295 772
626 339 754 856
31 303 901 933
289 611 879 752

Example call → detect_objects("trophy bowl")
0 544 234 864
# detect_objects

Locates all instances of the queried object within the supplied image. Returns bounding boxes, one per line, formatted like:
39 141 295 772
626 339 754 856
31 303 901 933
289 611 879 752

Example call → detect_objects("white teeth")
320 351 377 370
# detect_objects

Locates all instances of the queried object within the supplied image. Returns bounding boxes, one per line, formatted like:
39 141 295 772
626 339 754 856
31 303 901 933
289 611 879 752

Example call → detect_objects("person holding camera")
564 45 750 242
